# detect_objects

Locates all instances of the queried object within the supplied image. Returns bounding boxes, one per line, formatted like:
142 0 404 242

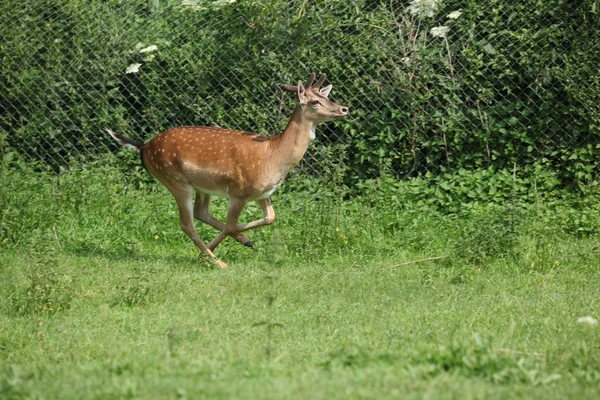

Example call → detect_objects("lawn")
1 161 600 399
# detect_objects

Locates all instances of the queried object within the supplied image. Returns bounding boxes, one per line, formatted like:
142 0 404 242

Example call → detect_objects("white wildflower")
212 0 237 5
182 0 235 9
126 63 141 74
577 316 598 326
447 10 462 20
407 0 441 19
182 3 206 11
401 57 411 65
139 45 158 53
430 26 450 38
181 0 203 7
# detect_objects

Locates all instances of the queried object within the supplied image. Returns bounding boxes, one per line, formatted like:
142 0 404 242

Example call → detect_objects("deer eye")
310 100 321 106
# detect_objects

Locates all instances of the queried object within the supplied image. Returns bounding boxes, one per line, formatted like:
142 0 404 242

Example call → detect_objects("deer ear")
319 84 333 99
297 80 307 104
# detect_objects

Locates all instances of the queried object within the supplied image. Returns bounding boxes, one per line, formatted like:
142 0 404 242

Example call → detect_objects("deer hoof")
242 240 256 249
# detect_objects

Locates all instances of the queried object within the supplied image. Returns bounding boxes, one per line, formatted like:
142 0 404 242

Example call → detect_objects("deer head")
281 73 348 123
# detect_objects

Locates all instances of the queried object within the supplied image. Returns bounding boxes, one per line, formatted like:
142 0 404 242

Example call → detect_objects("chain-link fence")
1 0 599 182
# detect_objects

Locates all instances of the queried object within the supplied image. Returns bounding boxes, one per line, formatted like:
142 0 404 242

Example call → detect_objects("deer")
107 73 348 268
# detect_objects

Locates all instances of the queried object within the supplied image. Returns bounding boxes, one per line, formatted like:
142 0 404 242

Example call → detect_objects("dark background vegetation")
1 0 599 195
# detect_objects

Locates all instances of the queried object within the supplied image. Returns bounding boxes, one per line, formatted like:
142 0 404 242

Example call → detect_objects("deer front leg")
208 197 248 251
236 198 276 232
193 192 254 248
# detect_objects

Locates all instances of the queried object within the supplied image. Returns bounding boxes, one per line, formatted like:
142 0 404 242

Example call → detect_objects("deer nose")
340 107 349 115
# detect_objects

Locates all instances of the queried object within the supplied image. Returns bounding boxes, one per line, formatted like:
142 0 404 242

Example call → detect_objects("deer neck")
268 105 314 172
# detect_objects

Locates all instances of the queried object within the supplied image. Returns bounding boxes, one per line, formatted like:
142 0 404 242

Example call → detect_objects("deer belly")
196 186 230 198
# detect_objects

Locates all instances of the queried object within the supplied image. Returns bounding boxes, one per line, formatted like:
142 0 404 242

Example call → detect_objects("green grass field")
1 161 600 399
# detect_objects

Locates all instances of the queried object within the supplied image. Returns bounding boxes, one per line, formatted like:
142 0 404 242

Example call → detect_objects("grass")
1 159 600 399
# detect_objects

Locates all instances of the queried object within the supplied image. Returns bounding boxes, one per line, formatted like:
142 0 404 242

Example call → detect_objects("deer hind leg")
207 197 248 251
236 198 276 232
193 192 255 248
168 185 227 269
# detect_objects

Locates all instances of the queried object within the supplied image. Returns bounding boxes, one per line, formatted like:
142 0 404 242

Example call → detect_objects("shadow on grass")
66 247 221 272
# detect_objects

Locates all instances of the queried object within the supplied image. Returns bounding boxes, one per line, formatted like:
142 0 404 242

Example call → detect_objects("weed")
418 334 561 385
450 205 516 265
448 265 473 285
253 231 285 359
7 253 73 317
0 365 31 400
111 267 154 308
320 347 400 369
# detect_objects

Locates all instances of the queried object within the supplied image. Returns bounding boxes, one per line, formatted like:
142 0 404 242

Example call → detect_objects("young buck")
107 73 348 268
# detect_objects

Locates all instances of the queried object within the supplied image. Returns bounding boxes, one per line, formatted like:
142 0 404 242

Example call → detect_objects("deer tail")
105 128 143 152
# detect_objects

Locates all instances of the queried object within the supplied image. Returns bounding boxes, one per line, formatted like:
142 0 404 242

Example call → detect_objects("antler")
304 73 316 89
314 73 326 89
280 73 326 92
280 83 298 92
